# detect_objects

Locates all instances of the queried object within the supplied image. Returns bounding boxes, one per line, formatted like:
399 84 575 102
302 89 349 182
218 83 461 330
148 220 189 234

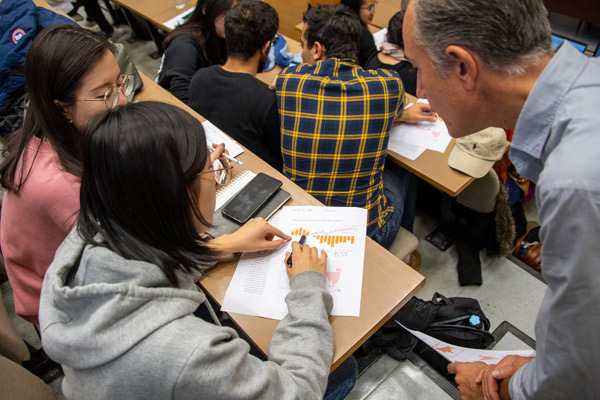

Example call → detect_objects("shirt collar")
510 43 586 182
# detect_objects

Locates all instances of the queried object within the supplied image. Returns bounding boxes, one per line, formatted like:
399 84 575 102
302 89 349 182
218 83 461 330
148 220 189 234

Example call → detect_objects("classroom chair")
0 286 55 400
389 227 420 269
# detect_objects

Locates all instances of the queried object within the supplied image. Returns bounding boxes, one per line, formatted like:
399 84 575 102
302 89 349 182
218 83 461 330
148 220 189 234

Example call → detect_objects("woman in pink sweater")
0 25 129 324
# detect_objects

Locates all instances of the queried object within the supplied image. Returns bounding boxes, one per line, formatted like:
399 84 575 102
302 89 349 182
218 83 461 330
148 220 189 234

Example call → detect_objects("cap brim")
448 145 495 179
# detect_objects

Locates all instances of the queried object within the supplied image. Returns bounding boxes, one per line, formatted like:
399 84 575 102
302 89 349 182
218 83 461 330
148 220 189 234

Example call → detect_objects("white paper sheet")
163 7 196 30
222 206 367 319
390 100 452 154
399 323 536 364
201 120 244 158
373 28 388 51
388 136 427 160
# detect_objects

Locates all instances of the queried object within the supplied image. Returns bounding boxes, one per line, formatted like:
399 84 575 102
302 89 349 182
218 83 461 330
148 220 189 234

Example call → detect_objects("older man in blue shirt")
403 0 600 399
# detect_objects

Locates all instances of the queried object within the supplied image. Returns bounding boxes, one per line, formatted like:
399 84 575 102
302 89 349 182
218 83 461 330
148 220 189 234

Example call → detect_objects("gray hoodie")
39 229 334 399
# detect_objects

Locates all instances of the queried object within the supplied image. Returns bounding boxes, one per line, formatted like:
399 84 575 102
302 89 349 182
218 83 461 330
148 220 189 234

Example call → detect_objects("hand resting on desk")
396 101 438 124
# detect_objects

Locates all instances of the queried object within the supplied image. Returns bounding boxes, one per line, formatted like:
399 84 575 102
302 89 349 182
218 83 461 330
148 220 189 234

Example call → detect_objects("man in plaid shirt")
276 4 435 248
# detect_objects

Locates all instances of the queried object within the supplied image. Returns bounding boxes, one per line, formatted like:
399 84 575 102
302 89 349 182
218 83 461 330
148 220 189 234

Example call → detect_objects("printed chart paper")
399 323 536 364
222 206 367 320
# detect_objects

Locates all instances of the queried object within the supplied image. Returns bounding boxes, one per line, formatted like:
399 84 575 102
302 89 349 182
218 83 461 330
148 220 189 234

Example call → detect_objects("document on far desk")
388 99 452 159
221 206 367 320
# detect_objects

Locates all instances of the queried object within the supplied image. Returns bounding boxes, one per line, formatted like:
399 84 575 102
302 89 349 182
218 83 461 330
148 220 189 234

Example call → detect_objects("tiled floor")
1 4 548 399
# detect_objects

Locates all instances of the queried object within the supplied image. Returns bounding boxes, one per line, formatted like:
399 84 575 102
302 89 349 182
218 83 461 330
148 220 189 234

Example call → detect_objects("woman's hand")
396 102 438 124
210 218 291 254
284 241 327 280
210 143 229 163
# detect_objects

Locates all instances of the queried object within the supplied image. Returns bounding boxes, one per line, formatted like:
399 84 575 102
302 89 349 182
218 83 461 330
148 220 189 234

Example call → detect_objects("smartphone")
221 173 282 224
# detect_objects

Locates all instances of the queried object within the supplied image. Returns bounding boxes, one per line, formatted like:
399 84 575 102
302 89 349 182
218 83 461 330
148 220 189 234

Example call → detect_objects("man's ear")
260 40 271 57
313 41 326 61
445 45 478 90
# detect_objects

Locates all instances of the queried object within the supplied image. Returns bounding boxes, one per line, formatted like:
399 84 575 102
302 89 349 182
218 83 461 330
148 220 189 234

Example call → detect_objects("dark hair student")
39 101 357 399
1 24 116 190
303 4 362 61
224 0 278 60
158 0 236 102
0 24 127 326
340 0 378 66
78 102 214 285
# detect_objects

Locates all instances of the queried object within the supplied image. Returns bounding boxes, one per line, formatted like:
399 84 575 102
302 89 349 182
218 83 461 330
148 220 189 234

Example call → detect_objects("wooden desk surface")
388 94 473 197
134 74 425 370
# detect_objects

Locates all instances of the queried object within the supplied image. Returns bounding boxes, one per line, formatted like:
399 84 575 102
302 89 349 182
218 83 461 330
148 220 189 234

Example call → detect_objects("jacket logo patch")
12 28 26 45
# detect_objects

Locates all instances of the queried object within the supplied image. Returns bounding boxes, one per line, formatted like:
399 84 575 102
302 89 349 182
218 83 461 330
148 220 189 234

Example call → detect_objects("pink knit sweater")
1 137 80 324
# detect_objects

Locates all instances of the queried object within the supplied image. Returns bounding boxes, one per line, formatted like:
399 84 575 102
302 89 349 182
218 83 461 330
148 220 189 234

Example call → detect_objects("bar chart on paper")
222 206 368 319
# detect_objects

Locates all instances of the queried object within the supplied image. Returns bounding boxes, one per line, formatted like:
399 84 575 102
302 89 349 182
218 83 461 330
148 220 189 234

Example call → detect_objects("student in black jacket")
188 0 283 171
157 0 234 103
365 11 417 96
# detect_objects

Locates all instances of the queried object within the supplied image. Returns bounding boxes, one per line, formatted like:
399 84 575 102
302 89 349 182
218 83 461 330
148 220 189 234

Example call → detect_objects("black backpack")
369 292 495 362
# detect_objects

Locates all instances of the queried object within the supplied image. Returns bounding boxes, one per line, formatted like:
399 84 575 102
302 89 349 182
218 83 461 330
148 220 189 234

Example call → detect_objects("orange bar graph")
312 234 356 248
291 227 310 236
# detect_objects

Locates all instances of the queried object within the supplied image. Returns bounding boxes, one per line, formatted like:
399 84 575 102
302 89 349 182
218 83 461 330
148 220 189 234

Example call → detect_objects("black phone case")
221 173 282 224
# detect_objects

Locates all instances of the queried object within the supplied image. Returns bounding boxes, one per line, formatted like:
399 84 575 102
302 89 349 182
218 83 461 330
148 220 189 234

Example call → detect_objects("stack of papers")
388 99 452 160
222 206 367 320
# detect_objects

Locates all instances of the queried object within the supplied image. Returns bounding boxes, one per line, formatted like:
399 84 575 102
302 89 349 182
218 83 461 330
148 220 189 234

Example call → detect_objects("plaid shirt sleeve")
276 59 405 228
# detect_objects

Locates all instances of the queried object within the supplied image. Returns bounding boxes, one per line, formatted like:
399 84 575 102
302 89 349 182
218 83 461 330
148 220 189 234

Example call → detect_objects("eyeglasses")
199 158 234 186
270 35 279 47
360 1 378 12
84 74 133 109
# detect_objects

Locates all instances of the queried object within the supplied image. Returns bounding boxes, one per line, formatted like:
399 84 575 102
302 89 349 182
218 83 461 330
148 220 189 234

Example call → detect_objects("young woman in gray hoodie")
39 102 356 399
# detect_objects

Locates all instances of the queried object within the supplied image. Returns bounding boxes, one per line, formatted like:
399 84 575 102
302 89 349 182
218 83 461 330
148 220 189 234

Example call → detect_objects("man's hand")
475 355 533 400
447 361 487 400
397 102 438 124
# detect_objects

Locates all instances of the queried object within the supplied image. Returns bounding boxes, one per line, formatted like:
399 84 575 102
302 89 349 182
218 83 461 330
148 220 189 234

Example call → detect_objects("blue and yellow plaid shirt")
276 58 406 229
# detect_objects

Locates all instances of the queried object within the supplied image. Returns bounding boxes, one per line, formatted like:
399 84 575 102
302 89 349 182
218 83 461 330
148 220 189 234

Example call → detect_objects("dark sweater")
358 25 378 68
157 34 210 103
188 65 283 171
365 54 417 96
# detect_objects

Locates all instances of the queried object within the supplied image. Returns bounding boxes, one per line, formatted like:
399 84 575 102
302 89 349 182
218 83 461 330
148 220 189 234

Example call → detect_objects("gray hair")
413 0 553 76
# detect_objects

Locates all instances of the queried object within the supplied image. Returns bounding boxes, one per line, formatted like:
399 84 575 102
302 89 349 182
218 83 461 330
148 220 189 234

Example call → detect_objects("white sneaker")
109 26 129 42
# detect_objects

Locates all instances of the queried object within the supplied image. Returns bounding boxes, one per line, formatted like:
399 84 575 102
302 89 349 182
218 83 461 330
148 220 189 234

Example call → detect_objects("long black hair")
0 25 115 192
387 11 406 48
163 0 234 65
78 102 215 286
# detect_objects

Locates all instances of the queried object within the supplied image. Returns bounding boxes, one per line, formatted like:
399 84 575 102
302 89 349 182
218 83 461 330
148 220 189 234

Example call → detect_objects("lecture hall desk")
134 74 425 370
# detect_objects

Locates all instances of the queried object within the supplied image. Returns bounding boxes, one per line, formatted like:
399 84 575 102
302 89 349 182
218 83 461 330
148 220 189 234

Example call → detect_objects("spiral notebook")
215 170 256 210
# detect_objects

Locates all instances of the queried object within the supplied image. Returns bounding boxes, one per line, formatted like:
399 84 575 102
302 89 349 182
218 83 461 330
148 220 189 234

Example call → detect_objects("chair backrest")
0 285 30 363
0 356 54 400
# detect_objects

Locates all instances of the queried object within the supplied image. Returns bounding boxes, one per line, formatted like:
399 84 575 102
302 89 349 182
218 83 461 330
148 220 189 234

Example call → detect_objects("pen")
287 234 306 268
208 146 244 165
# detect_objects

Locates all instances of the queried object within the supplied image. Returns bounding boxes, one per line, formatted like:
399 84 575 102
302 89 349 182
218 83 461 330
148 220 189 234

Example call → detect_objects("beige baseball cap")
448 127 508 178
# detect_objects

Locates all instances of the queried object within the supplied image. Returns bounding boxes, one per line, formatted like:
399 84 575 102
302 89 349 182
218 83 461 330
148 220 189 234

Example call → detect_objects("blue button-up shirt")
509 43 600 399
